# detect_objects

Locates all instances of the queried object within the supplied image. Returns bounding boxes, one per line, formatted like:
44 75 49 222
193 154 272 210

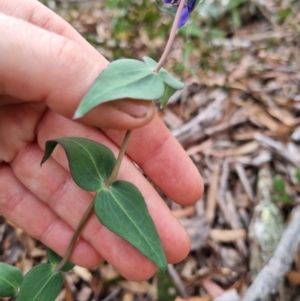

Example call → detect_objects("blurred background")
2 0 300 300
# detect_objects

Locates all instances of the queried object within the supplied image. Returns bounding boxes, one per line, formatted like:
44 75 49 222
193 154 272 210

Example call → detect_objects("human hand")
0 0 203 281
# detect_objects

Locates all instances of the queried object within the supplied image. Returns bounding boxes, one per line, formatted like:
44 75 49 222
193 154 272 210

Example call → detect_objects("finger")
0 0 102 62
0 14 154 129
38 111 203 206
0 163 102 268
0 103 46 163
103 115 204 205
11 143 190 280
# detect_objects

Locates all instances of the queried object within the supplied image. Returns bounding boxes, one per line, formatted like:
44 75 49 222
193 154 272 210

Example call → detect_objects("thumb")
0 13 155 130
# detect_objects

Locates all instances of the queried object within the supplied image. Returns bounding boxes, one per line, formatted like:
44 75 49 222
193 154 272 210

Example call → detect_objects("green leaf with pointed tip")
195 0 201 7
142 57 184 106
161 84 176 108
46 248 74 272
142 57 184 89
142 56 184 90
94 181 167 271
74 59 165 118
158 68 184 90
156 270 177 301
16 264 63 301
41 137 116 191
0 263 23 297
142 56 157 68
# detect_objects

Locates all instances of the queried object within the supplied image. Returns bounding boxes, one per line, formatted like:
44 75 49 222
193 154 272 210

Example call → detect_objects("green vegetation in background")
40 0 261 75
102 0 171 60
272 175 293 205
272 168 300 206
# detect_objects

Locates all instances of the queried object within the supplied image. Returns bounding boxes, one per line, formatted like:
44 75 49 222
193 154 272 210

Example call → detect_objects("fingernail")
114 99 152 118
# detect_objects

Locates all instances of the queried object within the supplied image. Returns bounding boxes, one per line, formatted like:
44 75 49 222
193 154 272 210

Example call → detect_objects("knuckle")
50 35 81 67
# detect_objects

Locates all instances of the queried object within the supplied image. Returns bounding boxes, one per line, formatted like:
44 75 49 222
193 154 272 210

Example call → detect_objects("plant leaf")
46 248 74 272
158 68 184 90
142 56 184 90
16 264 63 301
142 56 184 107
156 270 177 301
74 59 165 118
94 181 167 270
155 0 177 16
296 168 300 185
41 137 116 191
142 56 157 68
161 84 176 108
194 0 202 10
0 263 23 297
282 193 293 205
273 175 286 194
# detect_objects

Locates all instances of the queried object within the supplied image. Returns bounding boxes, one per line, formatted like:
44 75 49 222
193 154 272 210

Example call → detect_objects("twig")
242 206 300 301
168 264 188 298
209 229 246 242
225 192 248 257
206 161 220 224
235 162 254 202
216 159 232 225
219 159 230 192
100 287 122 301
172 90 227 143
204 108 248 136
254 133 300 166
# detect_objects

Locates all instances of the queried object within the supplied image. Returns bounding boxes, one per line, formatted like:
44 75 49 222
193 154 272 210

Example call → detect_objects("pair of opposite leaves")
0 249 73 300
46 56 184 270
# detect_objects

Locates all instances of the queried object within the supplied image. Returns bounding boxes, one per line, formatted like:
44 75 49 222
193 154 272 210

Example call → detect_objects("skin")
0 0 203 281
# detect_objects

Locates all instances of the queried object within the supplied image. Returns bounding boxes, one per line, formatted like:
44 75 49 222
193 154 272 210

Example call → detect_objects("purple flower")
164 0 196 27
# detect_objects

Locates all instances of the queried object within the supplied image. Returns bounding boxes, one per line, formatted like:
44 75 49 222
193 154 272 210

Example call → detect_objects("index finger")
0 0 103 63
104 115 204 205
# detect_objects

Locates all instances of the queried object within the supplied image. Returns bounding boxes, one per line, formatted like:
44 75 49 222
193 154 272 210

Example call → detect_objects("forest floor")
1 0 300 300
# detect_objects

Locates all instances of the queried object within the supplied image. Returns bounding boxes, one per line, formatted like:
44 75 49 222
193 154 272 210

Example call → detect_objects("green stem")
154 0 186 73
54 197 96 272
105 130 132 188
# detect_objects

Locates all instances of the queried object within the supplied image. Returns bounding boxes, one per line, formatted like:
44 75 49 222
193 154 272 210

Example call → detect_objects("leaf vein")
66 138 103 182
110 189 160 258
